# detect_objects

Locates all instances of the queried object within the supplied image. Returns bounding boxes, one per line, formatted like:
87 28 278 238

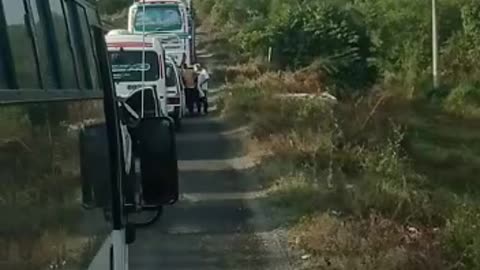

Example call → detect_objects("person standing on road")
182 63 198 116
195 64 210 115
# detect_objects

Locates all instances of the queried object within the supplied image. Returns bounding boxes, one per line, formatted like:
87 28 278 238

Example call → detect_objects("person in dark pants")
181 64 198 116
195 64 210 115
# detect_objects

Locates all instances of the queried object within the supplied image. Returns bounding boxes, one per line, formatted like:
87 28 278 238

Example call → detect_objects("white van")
106 33 168 116
127 0 193 66
165 55 186 129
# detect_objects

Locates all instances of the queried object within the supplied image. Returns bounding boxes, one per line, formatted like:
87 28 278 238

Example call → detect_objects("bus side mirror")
79 123 111 210
136 116 179 206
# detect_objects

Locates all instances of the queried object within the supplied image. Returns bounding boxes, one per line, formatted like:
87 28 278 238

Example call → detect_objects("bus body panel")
0 0 128 269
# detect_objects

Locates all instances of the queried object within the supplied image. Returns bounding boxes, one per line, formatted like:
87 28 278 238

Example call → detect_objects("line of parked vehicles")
101 0 198 269
0 0 195 269
108 0 196 131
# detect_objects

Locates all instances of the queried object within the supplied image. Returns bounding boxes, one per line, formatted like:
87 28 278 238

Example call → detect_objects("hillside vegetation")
195 0 480 269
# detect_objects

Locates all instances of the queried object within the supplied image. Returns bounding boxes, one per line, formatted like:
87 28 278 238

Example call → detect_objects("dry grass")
224 62 328 94
290 213 443 270
221 67 480 269
1 230 103 270
225 62 267 83
255 71 327 94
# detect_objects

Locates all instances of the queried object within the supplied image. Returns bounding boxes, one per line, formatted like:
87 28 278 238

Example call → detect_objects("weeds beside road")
192 0 480 267
215 68 480 269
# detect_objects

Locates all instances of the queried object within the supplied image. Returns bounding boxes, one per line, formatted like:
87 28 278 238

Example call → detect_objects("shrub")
225 62 267 83
267 172 321 221
444 83 480 118
255 70 327 94
221 83 269 123
264 2 376 90
442 201 480 269
96 0 131 15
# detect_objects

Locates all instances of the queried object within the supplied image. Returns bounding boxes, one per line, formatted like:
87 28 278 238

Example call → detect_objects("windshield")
165 62 177 87
109 51 159 82
134 5 183 32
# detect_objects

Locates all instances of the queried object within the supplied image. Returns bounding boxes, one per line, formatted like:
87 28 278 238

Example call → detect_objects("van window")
1 0 40 89
165 62 176 87
134 5 183 32
109 51 160 82
48 0 78 88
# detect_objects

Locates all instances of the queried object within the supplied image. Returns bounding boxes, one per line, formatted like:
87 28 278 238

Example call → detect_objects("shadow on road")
129 115 291 270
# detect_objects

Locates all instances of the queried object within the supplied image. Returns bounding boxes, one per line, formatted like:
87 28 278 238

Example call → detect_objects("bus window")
48 0 78 89
1 0 40 89
76 4 100 90
0 53 7 88
28 0 57 89
0 1 132 269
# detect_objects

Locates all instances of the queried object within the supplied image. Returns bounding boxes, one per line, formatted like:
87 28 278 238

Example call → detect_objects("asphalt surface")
128 29 296 269
129 112 288 270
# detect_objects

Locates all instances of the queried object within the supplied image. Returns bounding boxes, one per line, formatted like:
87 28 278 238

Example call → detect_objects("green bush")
197 0 480 96
444 83 480 118
96 0 131 14
264 2 376 90
442 201 480 269
221 83 268 123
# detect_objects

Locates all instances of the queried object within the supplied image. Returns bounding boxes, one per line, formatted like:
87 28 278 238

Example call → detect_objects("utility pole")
432 0 439 89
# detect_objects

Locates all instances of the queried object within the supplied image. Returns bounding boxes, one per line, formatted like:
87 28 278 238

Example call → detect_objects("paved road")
128 30 295 269
129 110 292 269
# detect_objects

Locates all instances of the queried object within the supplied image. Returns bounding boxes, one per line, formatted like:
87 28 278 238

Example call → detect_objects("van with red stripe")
106 33 168 116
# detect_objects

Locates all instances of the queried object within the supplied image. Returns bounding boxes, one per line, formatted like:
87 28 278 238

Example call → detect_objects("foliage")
198 0 480 101
95 0 131 15
444 83 480 118
442 201 480 270
220 69 480 267
264 2 376 90
291 213 443 269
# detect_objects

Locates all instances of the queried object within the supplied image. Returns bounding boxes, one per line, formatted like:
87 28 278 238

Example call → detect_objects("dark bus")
0 1 178 269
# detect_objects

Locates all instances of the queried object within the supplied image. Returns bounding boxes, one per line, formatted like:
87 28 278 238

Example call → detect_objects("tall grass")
199 0 480 267
221 68 480 268
0 104 109 269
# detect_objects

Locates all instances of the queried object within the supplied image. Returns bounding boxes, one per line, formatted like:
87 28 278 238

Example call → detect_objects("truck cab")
127 0 194 66
106 33 169 116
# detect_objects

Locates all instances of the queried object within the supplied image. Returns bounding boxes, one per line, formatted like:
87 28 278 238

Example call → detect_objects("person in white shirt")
195 64 210 114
